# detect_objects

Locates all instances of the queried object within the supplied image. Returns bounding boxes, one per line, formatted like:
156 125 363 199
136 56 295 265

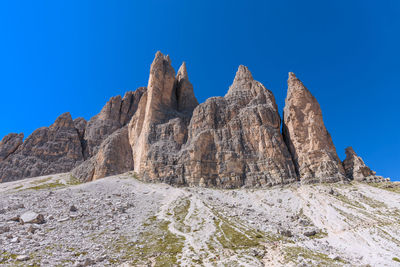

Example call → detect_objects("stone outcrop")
342 147 387 182
0 113 84 182
128 52 197 184
72 126 133 181
282 73 345 183
83 88 146 158
0 133 24 162
71 88 147 182
179 65 298 188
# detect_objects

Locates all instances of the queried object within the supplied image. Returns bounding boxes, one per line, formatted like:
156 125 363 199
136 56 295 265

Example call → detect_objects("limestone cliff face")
282 73 345 183
83 88 146 158
179 66 298 188
128 52 197 184
71 126 133 181
0 113 84 182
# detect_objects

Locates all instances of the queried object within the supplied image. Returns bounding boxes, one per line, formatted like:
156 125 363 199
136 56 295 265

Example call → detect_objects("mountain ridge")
0 52 390 185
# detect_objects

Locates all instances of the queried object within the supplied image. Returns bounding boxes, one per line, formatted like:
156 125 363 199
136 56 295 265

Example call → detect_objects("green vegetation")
283 246 346 266
26 180 65 190
173 198 191 233
393 257 400 262
67 175 82 185
30 177 52 185
108 216 185 266
368 182 400 194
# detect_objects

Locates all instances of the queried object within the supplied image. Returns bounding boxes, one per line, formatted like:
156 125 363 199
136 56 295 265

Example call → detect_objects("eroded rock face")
72 126 133 182
179 66 298 188
83 88 146 158
282 73 345 183
0 113 84 182
342 147 386 182
0 133 24 162
128 52 197 184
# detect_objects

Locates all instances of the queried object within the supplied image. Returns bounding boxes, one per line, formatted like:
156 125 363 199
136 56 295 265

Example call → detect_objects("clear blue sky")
0 1 399 180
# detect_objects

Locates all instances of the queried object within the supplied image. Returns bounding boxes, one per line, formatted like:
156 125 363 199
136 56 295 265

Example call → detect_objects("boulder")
20 211 45 224
282 72 345 183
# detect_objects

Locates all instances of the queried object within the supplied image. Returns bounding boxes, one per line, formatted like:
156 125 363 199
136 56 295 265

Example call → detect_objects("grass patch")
367 182 400 194
30 177 52 185
66 175 82 185
26 180 65 190
173 198 191 233
393 257 400 262
283 246 346 266
109 216 185 266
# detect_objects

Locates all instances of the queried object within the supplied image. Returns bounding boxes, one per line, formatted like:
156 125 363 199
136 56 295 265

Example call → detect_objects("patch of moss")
393 257 400 262
0 251 18 263
13 185 23 190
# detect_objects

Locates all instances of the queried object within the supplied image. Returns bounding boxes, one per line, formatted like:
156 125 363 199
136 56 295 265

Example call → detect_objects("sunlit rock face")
282 72 345 183
128 52 198 185
179 65 298 188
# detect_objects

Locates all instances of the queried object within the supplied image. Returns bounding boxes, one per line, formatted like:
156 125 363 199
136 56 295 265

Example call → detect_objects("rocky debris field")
1 173 400 266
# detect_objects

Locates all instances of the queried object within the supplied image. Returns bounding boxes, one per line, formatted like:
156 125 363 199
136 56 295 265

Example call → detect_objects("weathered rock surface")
83 88 146 158
282 72 345 183
71 87 146 182
179 65 298 188
72 126 133 181
342 147 387 182
0 112 84 182
128 52 197 184
0 133 23 162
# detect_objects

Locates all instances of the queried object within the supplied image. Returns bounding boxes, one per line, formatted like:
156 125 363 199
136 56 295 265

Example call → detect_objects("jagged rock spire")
343 147 378 181
233 65 254 83
176 62 198 114
283 72 345 183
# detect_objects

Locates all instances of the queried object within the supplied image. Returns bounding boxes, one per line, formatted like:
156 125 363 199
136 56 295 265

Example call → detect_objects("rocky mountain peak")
283 73 345 183
0 133 24 162
342 146 386 182
177 62 188 80
233 65 254 83
51 112 75 129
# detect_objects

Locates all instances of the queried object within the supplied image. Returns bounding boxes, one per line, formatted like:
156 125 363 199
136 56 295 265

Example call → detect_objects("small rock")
279 229 293 237
11 237 19 243
304 230 317 237
27 225 36 234
0 225 10 234
9 216 20 222
70 205 78 212
20 211 45 224
16 255 30 261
